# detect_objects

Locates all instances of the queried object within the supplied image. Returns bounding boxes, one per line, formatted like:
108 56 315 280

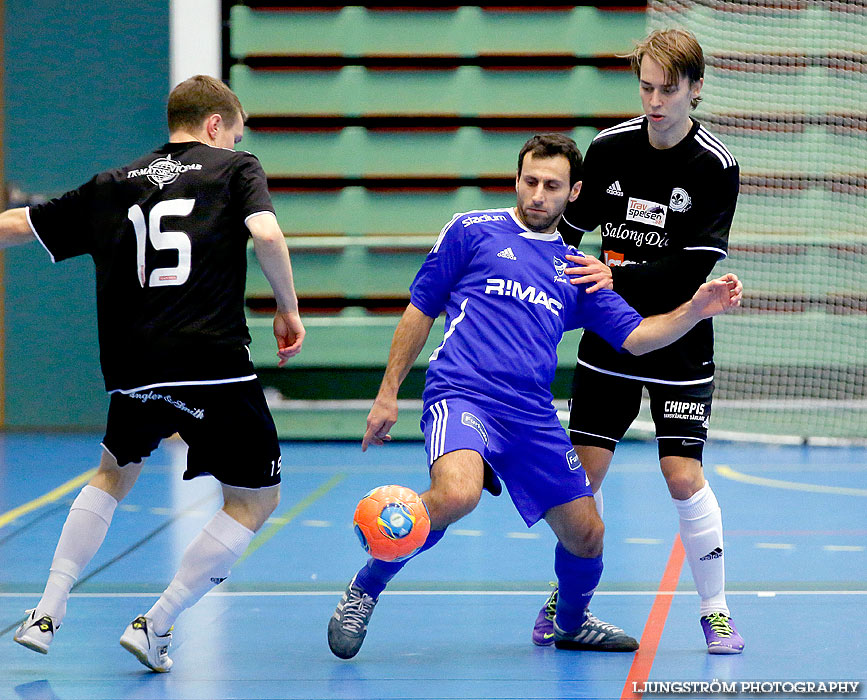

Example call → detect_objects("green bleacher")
242 127 600 178
230 3 865 441
231 64 638 117
229 5 647 57
227 4 646 439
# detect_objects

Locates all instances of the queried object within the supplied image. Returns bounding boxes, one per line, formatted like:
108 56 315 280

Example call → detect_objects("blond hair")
626 29 704 109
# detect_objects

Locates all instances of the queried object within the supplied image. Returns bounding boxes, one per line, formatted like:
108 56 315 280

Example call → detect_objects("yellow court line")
235 473 346 566
715 464 867 497
0 468 97 529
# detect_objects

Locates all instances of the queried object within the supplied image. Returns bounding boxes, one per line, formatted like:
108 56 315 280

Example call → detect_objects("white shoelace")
341 592 376 634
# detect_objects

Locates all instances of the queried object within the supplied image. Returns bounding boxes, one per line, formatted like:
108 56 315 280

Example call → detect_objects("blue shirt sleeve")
409 215 472 318
575 288 643 351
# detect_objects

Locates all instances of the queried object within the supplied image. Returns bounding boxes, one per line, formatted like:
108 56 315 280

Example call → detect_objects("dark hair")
518 133 583 186
627 28 705 109
167 75 246 133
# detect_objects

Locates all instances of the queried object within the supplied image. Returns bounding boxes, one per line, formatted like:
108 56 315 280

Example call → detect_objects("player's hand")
274 310 305 367
691 273 743 318
362 396 398 451
564 253 613 293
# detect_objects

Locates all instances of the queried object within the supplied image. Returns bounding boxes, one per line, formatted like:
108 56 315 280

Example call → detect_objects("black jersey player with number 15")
531 29 745 655
0 75 305 672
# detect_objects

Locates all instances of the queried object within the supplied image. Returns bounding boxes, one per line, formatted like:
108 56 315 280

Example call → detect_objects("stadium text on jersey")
461 213 508 227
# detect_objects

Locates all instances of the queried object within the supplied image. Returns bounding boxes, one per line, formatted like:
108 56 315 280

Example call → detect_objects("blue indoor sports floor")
0 434 864 700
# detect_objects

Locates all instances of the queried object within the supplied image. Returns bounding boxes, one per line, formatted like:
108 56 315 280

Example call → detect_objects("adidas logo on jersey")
497 247 517 260
606 181 623 196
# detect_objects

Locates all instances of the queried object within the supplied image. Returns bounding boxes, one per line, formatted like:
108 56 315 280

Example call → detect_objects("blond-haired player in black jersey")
531 29 744 655
0 75 305 671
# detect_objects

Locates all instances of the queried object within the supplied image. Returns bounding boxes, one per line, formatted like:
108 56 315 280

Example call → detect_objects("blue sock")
354 528 446 599
554 542 603 633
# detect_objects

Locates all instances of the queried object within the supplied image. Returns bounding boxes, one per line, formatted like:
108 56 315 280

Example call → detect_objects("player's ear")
569 180 582 202
206 113 222 139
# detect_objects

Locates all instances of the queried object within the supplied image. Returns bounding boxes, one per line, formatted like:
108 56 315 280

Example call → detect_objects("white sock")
673 482 729 617
145 509 254 635
37 485 118 624
592 488 603 519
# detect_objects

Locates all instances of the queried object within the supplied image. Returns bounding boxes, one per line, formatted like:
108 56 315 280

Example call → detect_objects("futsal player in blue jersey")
327 133 742 659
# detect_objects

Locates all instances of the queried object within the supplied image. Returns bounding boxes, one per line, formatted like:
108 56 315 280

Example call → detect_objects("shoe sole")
327 642 361 660
327 633 363 660
708 645 744 655
119 639 172 672
14 636 49 654
554 639 639 652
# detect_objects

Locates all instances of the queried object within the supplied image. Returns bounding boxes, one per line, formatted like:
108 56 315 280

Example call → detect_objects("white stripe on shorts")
429 402 442 464
429 399 449 464
568 428 620 444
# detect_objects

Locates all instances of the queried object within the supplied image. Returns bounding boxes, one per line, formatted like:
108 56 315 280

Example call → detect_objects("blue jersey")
410 207 643 425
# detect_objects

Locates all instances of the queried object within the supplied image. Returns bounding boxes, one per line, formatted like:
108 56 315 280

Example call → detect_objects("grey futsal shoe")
328 576 378 659
554 610 639 651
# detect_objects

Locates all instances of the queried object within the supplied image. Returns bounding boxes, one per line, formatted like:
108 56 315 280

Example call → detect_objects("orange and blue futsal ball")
353 485 431 562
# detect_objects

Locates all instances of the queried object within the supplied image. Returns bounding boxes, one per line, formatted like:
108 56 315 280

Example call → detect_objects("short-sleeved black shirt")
27 142 275 392
560 117 739 383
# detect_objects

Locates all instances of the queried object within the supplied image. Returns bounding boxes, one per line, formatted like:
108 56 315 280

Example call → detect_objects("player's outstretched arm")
248 212 305 366
0 208 36 249
363 303 435 451
622 273 742 356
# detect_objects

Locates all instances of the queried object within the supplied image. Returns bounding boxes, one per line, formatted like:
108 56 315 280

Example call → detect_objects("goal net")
645 1 866 443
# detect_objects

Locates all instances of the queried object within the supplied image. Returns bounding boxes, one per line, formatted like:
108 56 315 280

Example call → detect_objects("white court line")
1 590 865 599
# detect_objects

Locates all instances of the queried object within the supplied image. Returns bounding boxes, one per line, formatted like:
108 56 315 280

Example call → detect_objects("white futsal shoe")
14 609 59 654
119 615 173 672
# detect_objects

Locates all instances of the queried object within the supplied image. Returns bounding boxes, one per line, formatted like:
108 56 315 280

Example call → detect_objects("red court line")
620 534 686 700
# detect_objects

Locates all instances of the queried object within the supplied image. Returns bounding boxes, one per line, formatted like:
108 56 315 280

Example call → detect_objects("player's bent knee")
90 459 142 503
424 484 480 528
257 486 281 518
427 450 485 527
438 492 480 523
258 485 281 515
222 484 280 531
556 507 604 558
660 457 705 500
546 494 604 554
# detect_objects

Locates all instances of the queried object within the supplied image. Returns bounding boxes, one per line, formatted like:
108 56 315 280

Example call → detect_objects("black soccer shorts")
568 363 713 461
102 379 282 488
